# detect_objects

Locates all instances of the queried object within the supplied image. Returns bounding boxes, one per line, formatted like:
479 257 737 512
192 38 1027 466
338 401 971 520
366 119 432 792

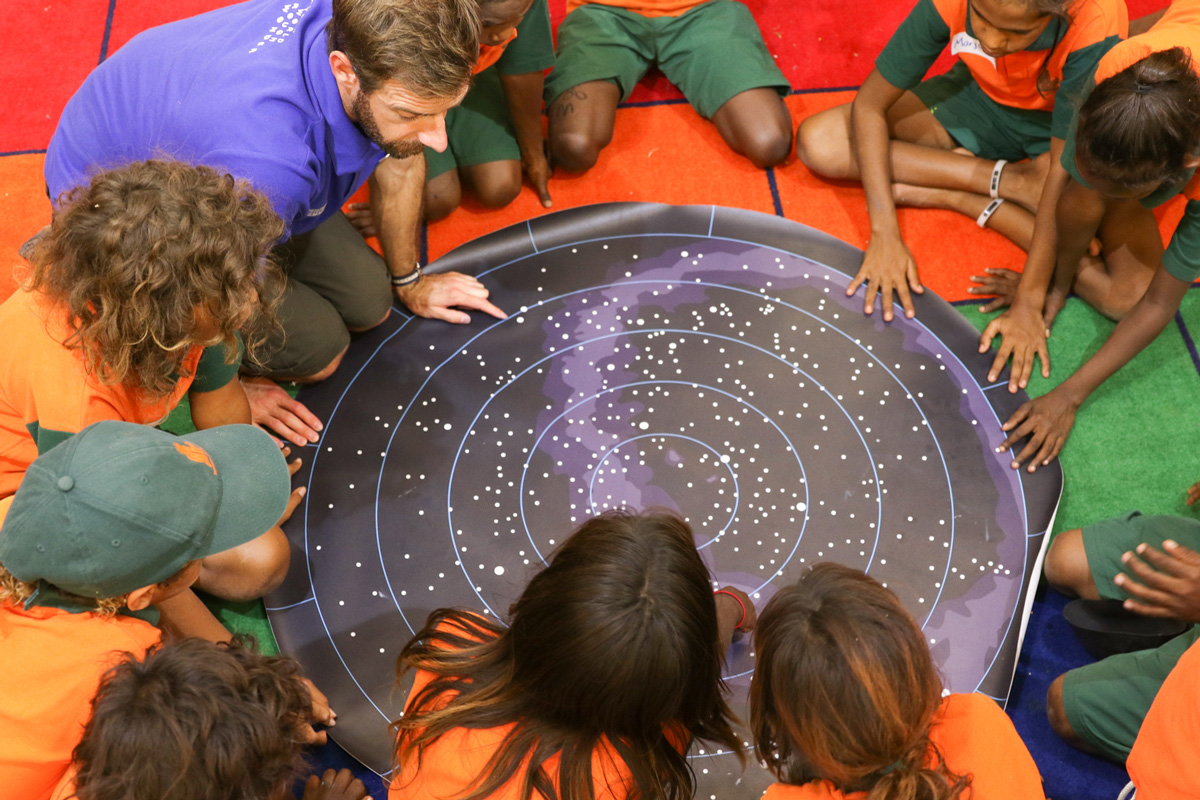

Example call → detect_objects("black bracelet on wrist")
390 263 422 288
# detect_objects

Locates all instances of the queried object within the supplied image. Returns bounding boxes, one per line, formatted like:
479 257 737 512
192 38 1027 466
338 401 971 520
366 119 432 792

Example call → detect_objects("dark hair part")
68 638 310 800
392 510 744 800
27 160 285 399
750 564 970 800
327 0 479 96
1027 0 1071 23
1076 47 1200 191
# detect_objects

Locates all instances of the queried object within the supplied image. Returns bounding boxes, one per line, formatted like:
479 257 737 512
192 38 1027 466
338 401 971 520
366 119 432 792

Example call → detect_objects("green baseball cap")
0 421 291 599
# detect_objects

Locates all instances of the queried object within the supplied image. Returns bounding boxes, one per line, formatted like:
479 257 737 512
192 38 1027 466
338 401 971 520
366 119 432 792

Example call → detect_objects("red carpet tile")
3 0 110 154
105 0 242 53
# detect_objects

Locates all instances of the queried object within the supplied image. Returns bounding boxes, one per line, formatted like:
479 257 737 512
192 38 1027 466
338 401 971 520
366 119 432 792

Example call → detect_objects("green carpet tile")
962 292 1200 537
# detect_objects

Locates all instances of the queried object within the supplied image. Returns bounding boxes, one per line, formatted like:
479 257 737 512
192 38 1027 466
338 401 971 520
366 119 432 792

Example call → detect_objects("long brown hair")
392 510 744 800
1075 47 1200 191
750 564 970 800
27 160 285 399
68 638 310 800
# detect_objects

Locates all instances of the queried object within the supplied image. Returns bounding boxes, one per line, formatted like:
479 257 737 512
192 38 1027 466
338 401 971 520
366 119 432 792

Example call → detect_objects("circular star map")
266 203 1062 793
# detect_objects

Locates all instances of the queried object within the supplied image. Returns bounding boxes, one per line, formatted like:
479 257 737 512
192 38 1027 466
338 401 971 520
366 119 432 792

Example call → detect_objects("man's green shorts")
1060 511 1200 763
913 62 1053 163
544 0 789 120
425 68 521 180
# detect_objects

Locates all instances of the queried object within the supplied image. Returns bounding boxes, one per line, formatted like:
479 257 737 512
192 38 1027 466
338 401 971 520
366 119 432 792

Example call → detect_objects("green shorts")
544 0 790 120
425 67 521 180
1060 511 1200 762
913 62 1053 163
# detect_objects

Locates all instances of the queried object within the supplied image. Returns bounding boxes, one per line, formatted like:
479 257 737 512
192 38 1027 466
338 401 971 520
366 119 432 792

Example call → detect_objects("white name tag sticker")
951 33 996 67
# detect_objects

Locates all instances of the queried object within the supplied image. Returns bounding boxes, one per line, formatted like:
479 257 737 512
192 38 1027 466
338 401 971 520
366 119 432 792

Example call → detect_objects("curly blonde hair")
0 564 126 617
27 160 287 399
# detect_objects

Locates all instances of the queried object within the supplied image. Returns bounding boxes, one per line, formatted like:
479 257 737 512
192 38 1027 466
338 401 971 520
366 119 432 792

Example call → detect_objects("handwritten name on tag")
951 33 996 67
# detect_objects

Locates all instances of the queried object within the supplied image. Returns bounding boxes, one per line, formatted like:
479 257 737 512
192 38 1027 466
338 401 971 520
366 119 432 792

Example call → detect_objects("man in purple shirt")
45 0 506 445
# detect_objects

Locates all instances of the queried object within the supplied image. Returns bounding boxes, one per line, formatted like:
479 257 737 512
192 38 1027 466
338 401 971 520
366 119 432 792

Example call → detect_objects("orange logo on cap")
174 441 218 475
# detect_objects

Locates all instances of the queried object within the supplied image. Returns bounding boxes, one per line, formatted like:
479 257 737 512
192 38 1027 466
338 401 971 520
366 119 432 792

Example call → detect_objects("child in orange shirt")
981 0 1200 472
55 639 366 800
750 563 1046 800
0 420 303 800
388 510 754 800
0 160 295 603
797 0 1126 322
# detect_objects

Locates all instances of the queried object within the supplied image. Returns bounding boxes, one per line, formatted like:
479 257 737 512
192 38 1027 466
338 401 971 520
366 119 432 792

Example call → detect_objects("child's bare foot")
968 267 1022 312
1043 278 1076 329
1000 153 1050 212
302 769 371 800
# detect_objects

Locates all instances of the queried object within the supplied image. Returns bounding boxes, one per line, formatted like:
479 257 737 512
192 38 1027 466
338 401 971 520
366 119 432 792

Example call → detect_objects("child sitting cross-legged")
0 420 325 800
52 639 369 800
750 563 1046 800
389 509 755 800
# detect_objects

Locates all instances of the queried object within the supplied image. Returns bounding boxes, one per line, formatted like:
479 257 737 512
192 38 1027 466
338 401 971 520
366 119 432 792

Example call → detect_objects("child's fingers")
331 769 370 800
279 486 307 525
303 677 336 725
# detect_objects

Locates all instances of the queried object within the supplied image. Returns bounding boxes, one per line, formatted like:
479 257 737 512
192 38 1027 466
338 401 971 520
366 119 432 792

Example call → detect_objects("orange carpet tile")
426 101 781 260
0 153 51 302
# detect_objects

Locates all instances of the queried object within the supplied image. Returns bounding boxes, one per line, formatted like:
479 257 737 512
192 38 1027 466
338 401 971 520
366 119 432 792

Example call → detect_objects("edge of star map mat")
265 202 1063 777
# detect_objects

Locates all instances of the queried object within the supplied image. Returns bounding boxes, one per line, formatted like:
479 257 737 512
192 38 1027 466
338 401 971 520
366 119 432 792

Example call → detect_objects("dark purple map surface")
266 204 1062 792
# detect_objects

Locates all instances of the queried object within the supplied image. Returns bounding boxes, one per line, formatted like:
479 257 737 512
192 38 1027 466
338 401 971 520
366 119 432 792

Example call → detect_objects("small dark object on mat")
1064 598 1190 660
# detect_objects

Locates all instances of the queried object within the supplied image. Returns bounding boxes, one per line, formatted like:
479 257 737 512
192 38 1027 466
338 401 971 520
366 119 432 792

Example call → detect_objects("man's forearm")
369 156 426 277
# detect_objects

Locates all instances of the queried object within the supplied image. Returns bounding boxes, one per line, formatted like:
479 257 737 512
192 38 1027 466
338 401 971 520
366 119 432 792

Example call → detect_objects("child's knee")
197 527 292 601
795 110 850 175
1046 674 1076 740
424 177 462 222
470 164 522 209
550 129 605 174
1043 528 1096 597
738 122 793 169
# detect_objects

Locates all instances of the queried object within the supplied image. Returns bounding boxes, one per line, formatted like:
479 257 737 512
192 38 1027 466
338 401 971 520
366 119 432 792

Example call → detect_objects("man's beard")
352 91 425 159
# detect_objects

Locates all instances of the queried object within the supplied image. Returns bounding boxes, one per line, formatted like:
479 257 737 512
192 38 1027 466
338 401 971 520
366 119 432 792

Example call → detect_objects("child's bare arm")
978 138 1077 391
156 588 233 643
847 69 924 322
189 379 252 429
714 586 756 656
500 70 552 208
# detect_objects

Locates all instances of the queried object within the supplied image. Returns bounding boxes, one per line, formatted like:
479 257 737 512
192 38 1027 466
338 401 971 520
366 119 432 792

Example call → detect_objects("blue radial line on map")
525 219 539 253
509 378 814 591
585 432 740 547
297 316 418 725
264 597 316 612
